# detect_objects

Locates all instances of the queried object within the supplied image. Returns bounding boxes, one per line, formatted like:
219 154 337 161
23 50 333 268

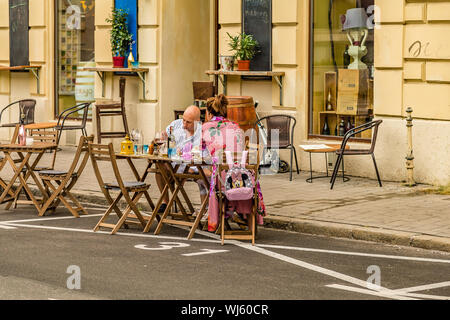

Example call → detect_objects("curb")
22 187 450 253
263 216 450 253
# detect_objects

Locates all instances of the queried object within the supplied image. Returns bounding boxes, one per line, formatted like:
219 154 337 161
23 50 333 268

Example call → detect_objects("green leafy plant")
106 8 134 57
227 32 259 61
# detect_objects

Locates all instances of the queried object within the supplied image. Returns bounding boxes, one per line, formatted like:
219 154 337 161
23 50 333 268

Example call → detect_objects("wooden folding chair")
10 127 60 209
88 142 151 235
38 135 94 217
0 125 21 204
217 146 260 246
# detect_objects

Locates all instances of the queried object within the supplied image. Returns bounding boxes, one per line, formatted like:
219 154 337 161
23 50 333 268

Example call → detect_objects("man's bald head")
184 105 201 121
182 105 201 135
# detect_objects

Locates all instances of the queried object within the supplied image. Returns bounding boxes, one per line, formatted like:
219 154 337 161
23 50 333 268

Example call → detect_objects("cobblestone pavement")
1 146 449 252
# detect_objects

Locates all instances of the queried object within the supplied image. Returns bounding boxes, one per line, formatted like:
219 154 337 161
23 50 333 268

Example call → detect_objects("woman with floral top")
202 94 266 232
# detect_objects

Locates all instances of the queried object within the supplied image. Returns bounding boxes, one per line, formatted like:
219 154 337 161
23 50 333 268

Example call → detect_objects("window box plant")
227 32 259 71
106 8 133 68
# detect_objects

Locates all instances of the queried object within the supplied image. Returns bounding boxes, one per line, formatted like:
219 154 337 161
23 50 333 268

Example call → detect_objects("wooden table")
116 153 210 239
205 70 285 105
0 142 57 212
300 144 350 183
25 122 57 130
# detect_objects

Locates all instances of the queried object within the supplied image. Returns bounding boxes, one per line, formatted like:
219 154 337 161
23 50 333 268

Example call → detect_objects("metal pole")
405 107 416 187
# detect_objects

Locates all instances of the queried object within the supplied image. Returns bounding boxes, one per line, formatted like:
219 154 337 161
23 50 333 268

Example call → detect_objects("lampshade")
342 8 368 30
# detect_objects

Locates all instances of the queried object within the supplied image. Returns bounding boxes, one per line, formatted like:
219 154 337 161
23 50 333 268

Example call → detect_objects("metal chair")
55 102 91 145
0 99 36 128
330 120 383 190
255 115 299 181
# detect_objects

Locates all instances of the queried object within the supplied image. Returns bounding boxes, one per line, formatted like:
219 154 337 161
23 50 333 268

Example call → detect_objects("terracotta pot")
113 56 125 68
237 60 250 71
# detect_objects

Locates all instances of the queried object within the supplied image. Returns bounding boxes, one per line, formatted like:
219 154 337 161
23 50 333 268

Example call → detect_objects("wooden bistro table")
0 142 57 212
300 144 351 184
25 122 57 131
116 153 210 240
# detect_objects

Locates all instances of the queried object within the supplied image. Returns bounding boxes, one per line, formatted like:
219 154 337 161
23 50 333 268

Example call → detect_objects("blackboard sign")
242 0 272 71
9 0 30 67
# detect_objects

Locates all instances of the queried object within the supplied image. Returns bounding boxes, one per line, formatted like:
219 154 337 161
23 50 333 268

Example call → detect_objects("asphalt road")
1 204 449 302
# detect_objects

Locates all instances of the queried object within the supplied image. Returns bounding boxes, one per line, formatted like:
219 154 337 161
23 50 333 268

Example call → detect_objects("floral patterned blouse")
201 116 244 161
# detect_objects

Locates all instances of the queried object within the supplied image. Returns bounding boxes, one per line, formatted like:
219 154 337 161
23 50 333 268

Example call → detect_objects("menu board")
242 0 272 71
9 0 30 67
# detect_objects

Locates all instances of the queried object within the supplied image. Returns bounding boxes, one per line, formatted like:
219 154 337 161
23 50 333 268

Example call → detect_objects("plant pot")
219 55 235 71
113 56 125 68
237 60 250 71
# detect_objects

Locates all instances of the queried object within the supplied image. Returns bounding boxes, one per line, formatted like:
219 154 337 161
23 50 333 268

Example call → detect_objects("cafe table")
115 153 210 239
0 142 57 212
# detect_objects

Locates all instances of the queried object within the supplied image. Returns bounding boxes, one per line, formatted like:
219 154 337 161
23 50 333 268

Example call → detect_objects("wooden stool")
95 77 129 143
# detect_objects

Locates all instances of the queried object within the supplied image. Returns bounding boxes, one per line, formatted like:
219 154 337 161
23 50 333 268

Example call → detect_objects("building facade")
0 0 448 185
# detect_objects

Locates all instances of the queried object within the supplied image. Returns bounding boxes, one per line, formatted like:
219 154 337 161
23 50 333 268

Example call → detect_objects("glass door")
55 0 95 119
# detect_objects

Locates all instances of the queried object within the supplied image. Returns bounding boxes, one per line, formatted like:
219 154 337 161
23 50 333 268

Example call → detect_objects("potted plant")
106 8 133 68
227 32 259 71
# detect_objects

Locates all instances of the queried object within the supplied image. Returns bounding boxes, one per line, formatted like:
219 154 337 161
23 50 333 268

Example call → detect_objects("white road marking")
390 281 450 294
256 243 450 264
325 284 410 300
327 284 450 300
3 222 220 244
182 249 229 257
0 224 17 230
232 242 416 300
135 242 191 251
1 214 103 224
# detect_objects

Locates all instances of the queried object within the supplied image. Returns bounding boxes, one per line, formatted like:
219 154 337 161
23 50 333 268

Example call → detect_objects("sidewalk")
2 146 449 253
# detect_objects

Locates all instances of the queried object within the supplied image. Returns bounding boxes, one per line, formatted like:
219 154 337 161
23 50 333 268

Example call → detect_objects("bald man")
155 106 206 213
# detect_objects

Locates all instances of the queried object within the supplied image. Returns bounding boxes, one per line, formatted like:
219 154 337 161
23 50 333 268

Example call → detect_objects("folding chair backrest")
30 128 58 170
88 142 125 192
68 135 94 178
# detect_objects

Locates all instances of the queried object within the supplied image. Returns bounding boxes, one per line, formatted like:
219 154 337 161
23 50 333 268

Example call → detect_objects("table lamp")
341 8 369 70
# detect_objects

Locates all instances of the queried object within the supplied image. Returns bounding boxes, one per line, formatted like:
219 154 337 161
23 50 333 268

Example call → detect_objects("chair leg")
95 106 101 143
293 147 300 174
289 147 293 181
330 154 343 190
372 154 382 187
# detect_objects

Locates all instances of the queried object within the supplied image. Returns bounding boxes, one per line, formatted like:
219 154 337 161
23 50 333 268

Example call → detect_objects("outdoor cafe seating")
0 103 264 246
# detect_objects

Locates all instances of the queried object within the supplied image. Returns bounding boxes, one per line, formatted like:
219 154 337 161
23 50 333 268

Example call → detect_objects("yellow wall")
160 0 211 130
371 0 450 185
0 0 447 185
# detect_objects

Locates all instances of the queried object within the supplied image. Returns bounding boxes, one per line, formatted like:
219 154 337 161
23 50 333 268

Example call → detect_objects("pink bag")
224 151 254 201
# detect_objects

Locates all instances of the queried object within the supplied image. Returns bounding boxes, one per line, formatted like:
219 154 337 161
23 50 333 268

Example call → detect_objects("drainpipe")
405 107 416 187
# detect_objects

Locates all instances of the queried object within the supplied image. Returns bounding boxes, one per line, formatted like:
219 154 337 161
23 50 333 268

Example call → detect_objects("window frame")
307 0 371 143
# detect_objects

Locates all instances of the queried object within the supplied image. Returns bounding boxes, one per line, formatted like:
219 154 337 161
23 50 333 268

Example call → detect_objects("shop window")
55 0 95 120
309 0 375 140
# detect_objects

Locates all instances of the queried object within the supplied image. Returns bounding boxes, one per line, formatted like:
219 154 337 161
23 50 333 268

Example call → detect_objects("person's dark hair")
206 94 228 118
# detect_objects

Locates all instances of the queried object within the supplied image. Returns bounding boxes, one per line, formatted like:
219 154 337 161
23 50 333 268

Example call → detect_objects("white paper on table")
299 144 330 151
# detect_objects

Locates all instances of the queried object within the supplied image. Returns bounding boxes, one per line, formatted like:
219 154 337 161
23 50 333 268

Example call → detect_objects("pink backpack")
223 151 255 201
